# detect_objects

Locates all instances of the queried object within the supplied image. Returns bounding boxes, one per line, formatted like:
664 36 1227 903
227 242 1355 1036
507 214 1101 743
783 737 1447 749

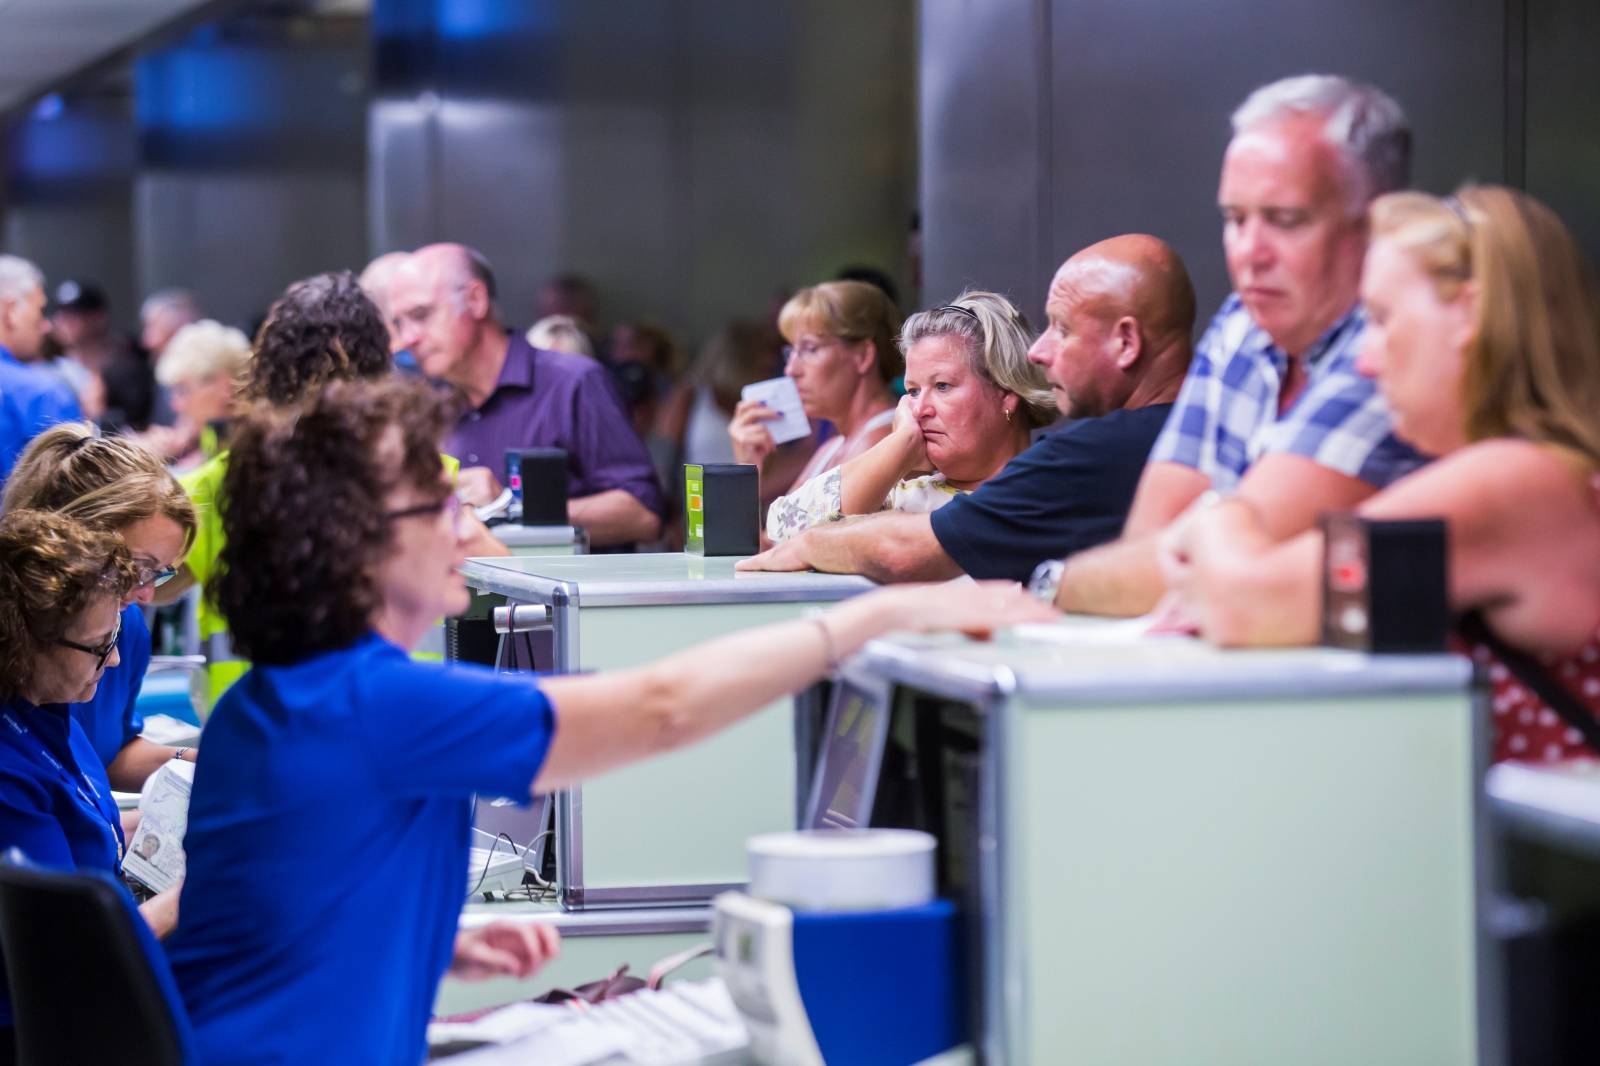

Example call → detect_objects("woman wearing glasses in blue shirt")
167 376 1049 1065
2 426 197 791
0 509 182 1058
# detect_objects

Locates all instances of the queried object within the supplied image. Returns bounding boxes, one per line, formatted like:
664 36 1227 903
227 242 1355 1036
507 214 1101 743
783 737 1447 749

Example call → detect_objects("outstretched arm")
739 512 962 583
533 580 1052 792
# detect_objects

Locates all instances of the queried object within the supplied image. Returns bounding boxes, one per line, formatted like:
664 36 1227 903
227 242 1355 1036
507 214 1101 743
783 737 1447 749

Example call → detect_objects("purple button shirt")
446 335 664 518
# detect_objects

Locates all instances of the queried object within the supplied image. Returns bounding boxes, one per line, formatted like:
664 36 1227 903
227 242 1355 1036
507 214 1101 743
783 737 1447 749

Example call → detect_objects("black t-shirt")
929 403 1173 582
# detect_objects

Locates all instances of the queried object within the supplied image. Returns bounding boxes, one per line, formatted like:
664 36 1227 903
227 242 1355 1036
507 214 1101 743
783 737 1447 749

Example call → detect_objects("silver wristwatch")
1027 559 1065 603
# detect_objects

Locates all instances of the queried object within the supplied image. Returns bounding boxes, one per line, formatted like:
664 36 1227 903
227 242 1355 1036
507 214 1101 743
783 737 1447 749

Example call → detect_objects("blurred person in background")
391 244 662 547
141 320 252 470
526 315 595 359
51 280 154 434
0 255 80 482
608 320 681 442
139 289 203 426
729 280 902 502
359 251 413 360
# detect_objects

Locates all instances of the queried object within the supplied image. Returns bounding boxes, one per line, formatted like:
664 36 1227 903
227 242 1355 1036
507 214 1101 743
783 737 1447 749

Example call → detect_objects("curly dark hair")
213 378 455 665
0 510 136 703
244 271 393 406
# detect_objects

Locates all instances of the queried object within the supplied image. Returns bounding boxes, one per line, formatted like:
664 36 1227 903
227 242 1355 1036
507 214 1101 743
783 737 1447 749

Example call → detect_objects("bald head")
1054 234 1196 347
388 243 502 383
1027 234 1196 419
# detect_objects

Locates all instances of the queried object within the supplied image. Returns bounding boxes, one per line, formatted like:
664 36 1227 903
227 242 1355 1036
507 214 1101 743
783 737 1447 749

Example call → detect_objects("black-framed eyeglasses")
384 494 466 535
57 614 122 671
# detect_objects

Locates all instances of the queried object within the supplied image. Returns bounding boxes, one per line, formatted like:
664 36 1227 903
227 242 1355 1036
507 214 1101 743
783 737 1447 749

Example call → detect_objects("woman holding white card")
764 291 1056 541
728 280 902 501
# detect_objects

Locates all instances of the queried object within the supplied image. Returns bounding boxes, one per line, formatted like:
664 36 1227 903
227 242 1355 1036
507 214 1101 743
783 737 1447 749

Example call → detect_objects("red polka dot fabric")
1459 634 1600 764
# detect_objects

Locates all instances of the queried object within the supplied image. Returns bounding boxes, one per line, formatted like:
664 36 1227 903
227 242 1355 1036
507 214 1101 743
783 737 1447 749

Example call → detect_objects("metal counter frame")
855 630 1491 1066
461 553 872 912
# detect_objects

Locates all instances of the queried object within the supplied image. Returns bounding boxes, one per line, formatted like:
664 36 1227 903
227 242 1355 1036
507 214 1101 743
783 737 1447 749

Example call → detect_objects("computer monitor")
472 791 555 874
803 668 892 830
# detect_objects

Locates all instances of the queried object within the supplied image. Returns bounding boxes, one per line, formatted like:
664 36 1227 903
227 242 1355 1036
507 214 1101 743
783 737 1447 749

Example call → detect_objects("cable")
467 831 521 899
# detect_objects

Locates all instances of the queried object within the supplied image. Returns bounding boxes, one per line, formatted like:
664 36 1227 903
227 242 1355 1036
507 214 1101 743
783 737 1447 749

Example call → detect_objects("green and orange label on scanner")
685 466 707 553
684 463 760 557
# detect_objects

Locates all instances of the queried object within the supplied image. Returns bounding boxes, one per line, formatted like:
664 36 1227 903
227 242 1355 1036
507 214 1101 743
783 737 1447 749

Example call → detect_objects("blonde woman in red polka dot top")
1162 185 1600 764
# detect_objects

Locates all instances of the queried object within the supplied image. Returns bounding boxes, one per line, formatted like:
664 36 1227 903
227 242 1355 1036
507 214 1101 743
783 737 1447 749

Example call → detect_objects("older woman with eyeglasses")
0 509 182 1052
757 290 1055 543
2 425 196 790
728 280 903 497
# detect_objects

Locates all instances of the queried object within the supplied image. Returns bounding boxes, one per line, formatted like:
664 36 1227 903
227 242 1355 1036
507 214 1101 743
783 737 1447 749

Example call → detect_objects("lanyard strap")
1 709 123 861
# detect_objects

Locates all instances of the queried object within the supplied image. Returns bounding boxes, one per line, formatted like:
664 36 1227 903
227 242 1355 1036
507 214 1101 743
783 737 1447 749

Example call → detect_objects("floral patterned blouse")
766 468 966 542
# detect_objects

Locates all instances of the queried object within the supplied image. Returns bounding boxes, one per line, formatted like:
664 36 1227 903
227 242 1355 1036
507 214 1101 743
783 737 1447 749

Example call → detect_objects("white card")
740 376 811 445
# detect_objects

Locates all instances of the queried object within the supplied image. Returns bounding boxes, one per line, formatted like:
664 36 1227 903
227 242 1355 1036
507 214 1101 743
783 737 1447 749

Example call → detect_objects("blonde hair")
1370 185 1600 467
777 280 904 384
156 319 252 388
899 291 1056 428
2 424 197 548
526 315 595 358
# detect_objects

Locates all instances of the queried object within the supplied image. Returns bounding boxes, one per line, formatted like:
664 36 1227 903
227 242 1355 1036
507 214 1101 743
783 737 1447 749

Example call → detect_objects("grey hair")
139 288 202 325
439 245 499 317
0 255 45 305
1231 74 1412 211
899 290 1056 428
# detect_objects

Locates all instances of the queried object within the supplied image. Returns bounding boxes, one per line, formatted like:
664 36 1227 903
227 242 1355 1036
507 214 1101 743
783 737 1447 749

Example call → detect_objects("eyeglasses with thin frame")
57 613 122 672
134 562 179 590
782 335 858 368
384 493 467 536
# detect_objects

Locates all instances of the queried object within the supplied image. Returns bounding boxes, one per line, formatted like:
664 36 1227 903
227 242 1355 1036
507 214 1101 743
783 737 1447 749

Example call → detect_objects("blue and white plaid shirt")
1149 295 1426 493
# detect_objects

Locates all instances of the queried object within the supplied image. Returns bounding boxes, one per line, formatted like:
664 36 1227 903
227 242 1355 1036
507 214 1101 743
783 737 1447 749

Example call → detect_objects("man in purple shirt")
390 244 663 547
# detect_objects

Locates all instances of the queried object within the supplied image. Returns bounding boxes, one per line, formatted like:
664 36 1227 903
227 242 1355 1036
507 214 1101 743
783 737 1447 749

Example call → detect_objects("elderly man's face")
1217 114 1368 355
1027 271 1123 420
388 263 477 381
1 284 52 361
141 307 188 358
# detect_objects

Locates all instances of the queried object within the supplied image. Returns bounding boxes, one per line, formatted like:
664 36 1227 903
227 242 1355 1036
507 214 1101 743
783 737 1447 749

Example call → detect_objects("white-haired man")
1042 74 1425 613
0 255 80 480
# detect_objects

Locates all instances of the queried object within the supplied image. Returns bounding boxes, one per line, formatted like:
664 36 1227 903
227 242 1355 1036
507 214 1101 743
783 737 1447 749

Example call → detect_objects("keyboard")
433 979 749 1065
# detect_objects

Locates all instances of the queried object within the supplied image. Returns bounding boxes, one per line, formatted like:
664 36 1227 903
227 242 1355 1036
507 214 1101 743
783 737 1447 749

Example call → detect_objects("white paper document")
739 376 811 445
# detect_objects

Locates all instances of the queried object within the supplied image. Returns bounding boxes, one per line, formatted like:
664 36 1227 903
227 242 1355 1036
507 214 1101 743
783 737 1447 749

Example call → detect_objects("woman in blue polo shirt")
167 377 1048 1065
0 509 182 1059
2 425 198 788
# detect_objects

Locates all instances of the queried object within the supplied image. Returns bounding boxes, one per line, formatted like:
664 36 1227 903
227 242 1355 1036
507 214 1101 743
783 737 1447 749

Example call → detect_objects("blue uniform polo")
168 633 556 1066
0 346 82 483
0 697 127 1025
69 604 150 771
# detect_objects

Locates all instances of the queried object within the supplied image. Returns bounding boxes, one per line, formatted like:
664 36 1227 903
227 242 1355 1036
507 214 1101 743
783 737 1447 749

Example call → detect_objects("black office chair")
0 850 195 1066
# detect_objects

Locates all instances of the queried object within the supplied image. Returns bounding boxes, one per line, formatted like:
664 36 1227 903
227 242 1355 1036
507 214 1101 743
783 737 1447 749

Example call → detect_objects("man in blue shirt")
1052 75 1426 615
738 234 1197 583
0 255 81 482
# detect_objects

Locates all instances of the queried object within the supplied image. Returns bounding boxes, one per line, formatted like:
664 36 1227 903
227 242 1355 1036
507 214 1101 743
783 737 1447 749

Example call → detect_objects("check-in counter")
1486 761 1600 1064
832 625 1487 1064
488 523 588 558
458 552 873 911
